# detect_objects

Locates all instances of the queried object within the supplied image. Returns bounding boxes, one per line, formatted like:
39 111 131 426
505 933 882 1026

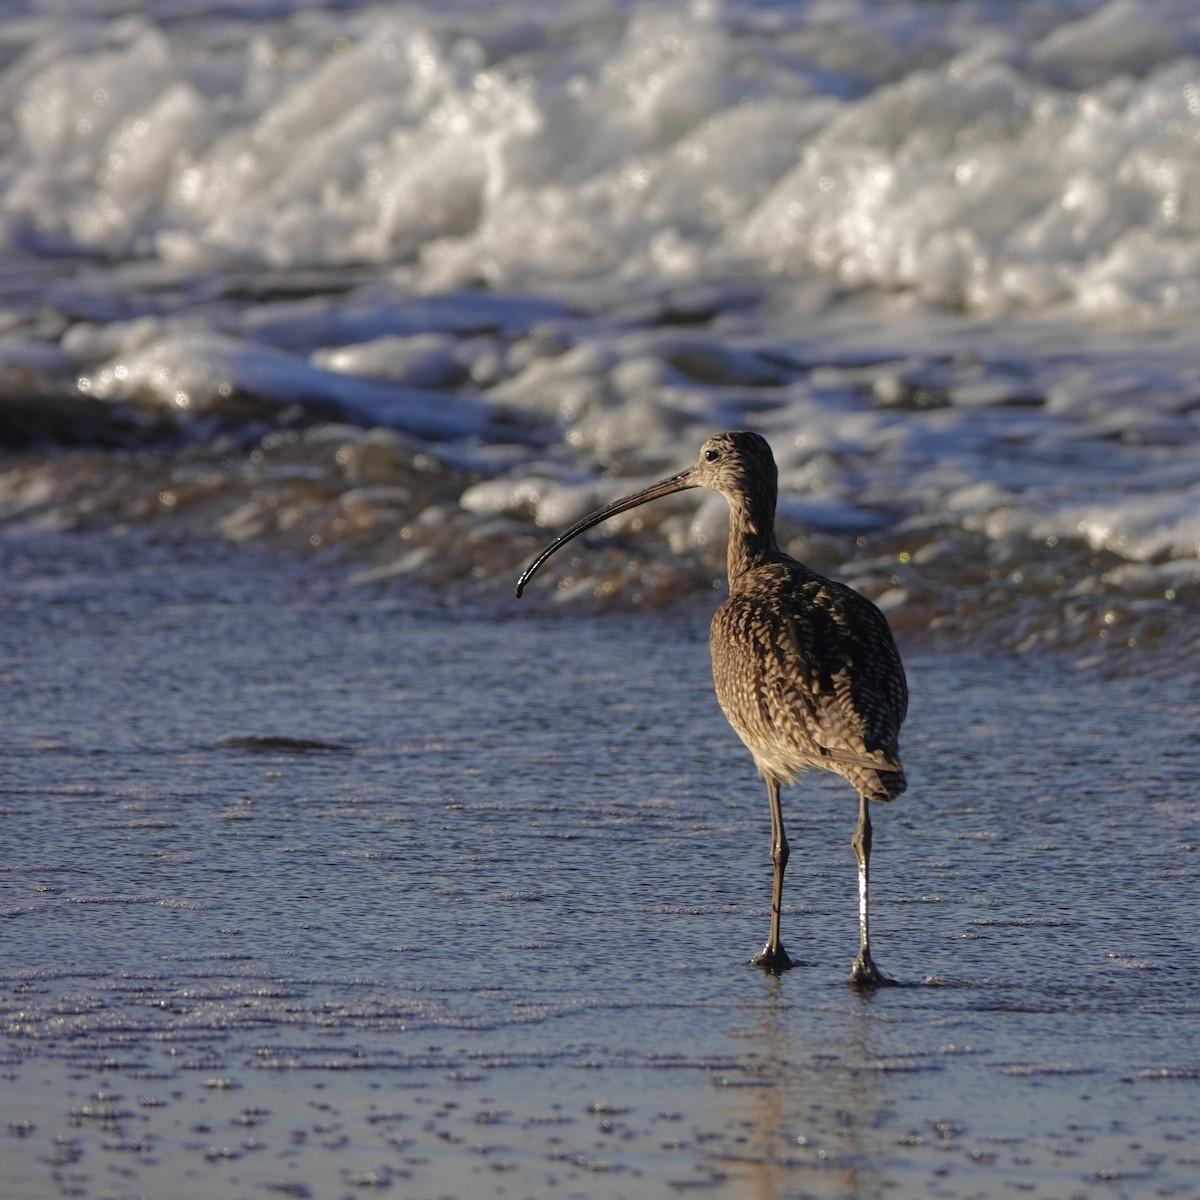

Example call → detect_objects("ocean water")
1 1 1199 1197
0 0 1196 664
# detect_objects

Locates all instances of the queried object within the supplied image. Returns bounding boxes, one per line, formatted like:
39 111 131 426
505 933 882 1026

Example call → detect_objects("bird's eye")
704 448 720 462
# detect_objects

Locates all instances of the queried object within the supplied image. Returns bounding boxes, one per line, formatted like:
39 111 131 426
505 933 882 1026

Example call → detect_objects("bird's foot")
848 951 894 989
750 942 794 974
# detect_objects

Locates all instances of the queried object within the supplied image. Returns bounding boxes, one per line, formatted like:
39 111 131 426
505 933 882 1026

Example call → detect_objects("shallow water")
2 530 1198 1200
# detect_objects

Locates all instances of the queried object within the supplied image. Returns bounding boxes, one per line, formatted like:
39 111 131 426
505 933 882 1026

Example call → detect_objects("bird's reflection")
712 978 898 1200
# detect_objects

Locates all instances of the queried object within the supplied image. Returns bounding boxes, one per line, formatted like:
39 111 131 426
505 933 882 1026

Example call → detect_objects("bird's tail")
815 746 906 802
867 766 907 802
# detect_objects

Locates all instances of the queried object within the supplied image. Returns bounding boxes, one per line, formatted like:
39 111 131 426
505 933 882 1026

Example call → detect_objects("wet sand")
2 531 1198 1200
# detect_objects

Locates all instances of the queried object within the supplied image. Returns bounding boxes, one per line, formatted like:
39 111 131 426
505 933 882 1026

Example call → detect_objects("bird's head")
515 430 778 597
689 431 778 502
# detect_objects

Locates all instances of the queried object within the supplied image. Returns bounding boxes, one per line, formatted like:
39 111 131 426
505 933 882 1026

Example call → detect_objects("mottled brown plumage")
516 431 908 984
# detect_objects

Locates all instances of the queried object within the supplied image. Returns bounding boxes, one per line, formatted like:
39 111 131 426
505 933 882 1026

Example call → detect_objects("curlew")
516 431 908 985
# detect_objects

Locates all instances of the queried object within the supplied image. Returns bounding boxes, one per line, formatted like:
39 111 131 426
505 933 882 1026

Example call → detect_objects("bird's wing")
712 568 907 785
782 576 906 767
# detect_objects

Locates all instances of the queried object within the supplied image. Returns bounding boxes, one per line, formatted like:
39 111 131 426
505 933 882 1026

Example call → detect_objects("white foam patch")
79 329 490 437
312 333 471 386
5 3 1200 316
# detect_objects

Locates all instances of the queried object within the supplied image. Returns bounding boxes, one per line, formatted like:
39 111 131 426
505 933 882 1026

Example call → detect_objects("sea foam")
4 1 1200 317
0 0 1197 661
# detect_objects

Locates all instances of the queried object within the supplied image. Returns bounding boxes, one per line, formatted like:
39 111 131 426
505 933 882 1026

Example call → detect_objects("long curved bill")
515 466 698 597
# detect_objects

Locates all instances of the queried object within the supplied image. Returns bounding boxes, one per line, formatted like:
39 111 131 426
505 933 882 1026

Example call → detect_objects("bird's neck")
725 494 781 584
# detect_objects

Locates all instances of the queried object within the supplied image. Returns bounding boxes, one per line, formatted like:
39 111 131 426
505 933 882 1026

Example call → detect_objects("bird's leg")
848 792 889 987
751 777 794 972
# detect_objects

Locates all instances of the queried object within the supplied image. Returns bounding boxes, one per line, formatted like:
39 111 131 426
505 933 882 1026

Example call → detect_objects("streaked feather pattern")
711 560 906 801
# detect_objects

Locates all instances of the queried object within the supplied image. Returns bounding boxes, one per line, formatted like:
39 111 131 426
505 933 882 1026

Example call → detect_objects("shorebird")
516 431 908 985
